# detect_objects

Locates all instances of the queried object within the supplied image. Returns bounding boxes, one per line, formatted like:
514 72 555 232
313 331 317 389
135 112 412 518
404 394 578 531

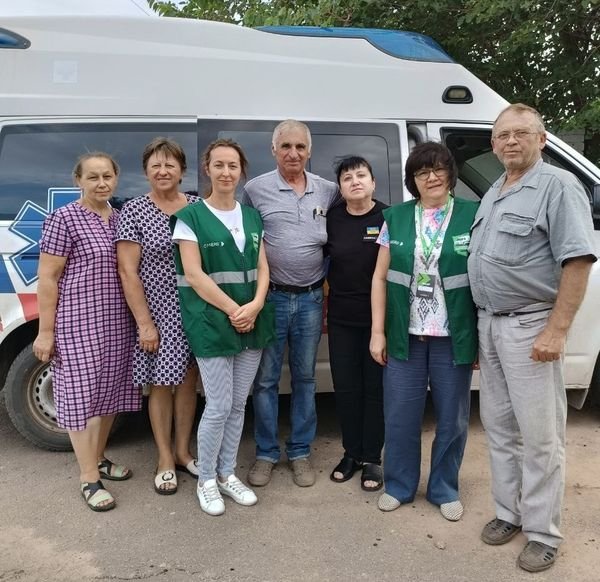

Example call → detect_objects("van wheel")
4 345 72 451
590 357 600 408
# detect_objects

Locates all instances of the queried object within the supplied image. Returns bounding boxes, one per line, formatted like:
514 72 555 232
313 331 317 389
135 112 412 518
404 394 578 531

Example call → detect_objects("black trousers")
327 322 384 464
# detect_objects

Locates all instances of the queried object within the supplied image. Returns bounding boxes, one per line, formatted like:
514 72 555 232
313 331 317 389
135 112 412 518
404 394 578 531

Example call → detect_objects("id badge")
416 272 436 299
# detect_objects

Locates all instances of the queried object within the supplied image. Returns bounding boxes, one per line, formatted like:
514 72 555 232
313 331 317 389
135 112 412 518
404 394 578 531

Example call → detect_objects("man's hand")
531 326 566 362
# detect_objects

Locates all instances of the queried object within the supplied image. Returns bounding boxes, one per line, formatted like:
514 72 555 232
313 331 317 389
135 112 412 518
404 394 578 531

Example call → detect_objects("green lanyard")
416 196 453 267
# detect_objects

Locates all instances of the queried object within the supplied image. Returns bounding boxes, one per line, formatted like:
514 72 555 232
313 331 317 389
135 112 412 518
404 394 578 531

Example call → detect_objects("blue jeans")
383 336 472 505
252 287 324 462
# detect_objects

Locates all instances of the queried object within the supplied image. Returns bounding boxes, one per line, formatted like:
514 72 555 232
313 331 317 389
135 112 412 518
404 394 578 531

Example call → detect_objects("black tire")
590 357 600 408
4 344 72 451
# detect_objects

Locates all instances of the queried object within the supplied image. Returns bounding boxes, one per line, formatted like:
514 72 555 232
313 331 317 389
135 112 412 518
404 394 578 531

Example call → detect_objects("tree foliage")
148 0 600 162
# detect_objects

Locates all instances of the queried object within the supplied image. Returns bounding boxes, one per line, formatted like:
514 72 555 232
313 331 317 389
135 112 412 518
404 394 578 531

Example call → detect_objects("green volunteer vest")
171 201 275 358
383 197 478 364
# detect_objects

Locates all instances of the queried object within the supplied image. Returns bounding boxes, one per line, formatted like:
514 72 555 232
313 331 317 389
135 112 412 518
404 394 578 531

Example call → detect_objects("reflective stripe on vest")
386 268 411 288
442 273 469 290
176 270 258 287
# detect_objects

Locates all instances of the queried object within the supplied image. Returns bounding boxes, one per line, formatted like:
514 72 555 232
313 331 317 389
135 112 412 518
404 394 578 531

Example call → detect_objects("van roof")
0 16 507 121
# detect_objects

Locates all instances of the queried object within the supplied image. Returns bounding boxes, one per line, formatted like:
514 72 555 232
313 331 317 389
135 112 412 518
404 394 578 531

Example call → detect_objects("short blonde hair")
493 103 545 135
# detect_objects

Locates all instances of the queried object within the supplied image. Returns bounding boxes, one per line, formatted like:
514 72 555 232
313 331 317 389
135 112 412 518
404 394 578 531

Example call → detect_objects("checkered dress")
40 202 140 431
116 194 198 386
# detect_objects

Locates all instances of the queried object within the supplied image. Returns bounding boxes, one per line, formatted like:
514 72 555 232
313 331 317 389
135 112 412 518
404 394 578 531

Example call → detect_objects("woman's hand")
229 300 263 333
33 331 55 362
370 331 387 366
139 322 160 352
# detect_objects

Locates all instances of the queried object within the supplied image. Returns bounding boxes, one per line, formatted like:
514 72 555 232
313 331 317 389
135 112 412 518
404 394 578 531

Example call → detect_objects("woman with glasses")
370 142 478 521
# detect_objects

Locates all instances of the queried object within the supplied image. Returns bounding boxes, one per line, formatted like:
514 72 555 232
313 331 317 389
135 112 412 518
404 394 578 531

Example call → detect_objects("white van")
1 16 599 450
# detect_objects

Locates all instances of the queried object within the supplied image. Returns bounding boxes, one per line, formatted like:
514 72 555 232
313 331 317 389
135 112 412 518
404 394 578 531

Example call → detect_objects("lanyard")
417 196 453 267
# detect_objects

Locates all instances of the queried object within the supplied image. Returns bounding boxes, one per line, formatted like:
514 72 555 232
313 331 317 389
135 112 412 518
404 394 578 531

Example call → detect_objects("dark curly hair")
404 142 457 199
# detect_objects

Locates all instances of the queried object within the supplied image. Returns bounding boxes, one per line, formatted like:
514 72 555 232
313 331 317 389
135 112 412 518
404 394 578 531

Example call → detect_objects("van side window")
200 120 403 206
443 129 595 207
0 123 197 221
444 130 504 201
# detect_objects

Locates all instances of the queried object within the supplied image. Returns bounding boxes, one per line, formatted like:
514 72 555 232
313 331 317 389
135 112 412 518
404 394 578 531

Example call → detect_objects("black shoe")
330 456 362 483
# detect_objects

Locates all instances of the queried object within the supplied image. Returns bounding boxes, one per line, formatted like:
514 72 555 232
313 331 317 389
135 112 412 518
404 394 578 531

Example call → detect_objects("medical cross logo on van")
8 188 80 287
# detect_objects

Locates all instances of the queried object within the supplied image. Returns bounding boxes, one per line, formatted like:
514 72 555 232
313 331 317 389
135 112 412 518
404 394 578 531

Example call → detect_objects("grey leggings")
196 350 262 483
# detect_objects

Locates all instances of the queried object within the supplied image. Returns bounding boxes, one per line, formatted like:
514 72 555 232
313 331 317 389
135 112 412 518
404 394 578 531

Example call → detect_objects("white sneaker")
218 475 258 506
197 479 225 516
440 500 464 521
377 492 402 512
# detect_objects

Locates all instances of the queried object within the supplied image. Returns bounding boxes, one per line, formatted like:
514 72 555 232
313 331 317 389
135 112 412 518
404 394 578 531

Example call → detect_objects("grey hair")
493 103 546 135
271 119 312 152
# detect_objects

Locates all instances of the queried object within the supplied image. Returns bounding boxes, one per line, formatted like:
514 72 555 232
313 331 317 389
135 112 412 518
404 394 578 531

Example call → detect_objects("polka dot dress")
116 194 199 386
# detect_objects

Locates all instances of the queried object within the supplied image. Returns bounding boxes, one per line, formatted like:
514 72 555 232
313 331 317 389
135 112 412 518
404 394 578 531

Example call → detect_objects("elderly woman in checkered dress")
33 152 140 512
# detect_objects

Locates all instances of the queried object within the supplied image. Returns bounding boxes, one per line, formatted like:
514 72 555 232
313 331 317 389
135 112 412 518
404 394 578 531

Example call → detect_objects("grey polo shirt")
242 169 339 286
468 159 597 313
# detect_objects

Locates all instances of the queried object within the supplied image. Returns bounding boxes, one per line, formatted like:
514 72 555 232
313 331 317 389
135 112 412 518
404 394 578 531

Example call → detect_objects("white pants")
478 310 566 547
196 350 262 483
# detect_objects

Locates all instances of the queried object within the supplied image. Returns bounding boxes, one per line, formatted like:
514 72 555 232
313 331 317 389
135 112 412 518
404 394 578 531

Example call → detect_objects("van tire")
590 356 600 408
4 345 71 451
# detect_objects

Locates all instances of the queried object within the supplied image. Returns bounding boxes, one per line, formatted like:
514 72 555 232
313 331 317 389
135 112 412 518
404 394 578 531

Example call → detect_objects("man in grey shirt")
242 120 339 487
468 103 597 572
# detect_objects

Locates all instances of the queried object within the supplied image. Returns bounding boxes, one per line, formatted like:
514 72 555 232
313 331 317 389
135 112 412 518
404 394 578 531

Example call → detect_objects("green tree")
149 0 600 163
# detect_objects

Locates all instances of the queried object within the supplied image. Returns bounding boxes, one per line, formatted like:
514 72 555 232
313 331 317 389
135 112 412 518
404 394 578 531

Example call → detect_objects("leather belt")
269 277 325 294
492 307 552 317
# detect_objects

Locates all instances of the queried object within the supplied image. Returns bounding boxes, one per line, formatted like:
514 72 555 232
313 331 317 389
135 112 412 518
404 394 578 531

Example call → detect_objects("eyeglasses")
414 167 448 181
493 129 538 143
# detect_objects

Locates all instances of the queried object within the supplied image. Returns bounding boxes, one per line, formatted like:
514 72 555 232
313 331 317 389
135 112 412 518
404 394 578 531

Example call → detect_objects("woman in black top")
326 156 387 490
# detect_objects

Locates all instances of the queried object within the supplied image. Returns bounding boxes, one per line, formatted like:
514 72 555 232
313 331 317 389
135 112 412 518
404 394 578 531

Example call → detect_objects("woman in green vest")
171 139 274 516
370 142 478 521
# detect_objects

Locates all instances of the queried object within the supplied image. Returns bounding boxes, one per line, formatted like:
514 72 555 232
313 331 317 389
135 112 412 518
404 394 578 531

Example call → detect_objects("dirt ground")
0 394 599 582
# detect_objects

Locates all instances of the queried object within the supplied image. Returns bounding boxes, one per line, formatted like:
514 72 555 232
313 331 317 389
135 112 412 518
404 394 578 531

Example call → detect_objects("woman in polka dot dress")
117 138 199 495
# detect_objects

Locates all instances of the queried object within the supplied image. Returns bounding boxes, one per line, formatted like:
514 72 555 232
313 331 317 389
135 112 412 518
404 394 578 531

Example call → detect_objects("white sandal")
175 459 199 477
154 469 177 495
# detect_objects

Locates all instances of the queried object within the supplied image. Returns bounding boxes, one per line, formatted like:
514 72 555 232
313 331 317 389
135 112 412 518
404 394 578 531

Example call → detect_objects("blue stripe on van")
257 26 454 63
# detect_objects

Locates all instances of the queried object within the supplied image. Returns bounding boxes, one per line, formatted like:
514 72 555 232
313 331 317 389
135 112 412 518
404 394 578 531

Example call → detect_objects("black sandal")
80 480 116 512
361 463 383 491
330 457 362 483
98 458 132 481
